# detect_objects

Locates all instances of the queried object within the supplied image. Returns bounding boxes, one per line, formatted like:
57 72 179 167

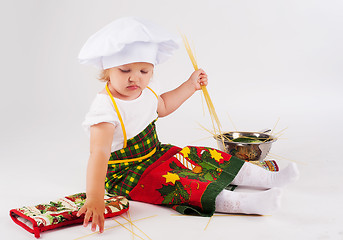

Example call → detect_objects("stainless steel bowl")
214 131 277 161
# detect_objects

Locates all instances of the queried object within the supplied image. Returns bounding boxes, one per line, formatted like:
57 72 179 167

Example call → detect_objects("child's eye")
120 69 130 73
141 70 148 74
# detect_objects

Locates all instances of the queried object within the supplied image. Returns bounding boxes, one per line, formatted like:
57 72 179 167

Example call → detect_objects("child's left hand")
188 69 208 91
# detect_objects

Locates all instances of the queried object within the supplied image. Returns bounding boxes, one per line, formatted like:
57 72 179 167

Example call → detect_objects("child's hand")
77 197 105 233
188 69 208 91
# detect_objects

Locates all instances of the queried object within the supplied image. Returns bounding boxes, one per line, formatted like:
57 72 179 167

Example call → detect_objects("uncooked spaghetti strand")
267 152 306 165
182 33 223 142
226 113 238 131
271 117 280 136
201 85 221 134
73 215 157 240
262 118 281 143
127 211 134 240
204 216 214 231
201 88 205 116
121 215 153 240
274 126 288 137
273 132 285 139
113 219 145 240
213 214 270 217
182 34 198 70
197 122 216 136
202 87 221 128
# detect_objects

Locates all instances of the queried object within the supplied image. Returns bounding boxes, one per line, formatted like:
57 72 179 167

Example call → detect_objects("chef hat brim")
78 17 181 69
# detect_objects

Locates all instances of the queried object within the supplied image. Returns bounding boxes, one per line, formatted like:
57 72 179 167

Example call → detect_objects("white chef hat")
78 17 180 69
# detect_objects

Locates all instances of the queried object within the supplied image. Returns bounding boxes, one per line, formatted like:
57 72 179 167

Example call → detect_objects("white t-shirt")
82 84 159 152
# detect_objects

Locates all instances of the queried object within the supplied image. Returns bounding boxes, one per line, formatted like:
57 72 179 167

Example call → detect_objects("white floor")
1 121 343 240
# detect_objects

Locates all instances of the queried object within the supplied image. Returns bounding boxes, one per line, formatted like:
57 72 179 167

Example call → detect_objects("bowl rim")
213 131 277 144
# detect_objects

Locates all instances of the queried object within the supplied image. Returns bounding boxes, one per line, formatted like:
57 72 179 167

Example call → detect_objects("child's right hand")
187 69 208 91
77 197 105 233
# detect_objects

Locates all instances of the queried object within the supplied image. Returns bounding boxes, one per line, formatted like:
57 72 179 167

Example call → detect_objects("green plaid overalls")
104 84 172 197
105 119 172 197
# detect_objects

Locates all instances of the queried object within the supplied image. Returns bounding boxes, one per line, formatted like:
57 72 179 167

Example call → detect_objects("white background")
1 0 343 239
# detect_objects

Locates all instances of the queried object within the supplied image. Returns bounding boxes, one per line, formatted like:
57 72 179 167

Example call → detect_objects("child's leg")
231 162 299 188
215 188 282 215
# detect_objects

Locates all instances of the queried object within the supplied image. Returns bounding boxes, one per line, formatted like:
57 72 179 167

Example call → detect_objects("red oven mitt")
10 193 129 238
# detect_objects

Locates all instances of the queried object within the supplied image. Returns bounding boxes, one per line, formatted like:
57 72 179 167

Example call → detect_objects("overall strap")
147 86 159 99
105 84 127 148
105 85 158 150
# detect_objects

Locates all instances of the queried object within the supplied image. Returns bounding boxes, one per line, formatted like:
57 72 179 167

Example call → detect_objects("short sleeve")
82 94 119 135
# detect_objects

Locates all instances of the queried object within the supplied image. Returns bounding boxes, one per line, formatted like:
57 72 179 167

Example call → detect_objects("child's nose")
129 72 141 82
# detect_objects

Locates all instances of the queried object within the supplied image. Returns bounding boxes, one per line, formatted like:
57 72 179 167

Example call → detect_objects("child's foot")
232 162 299 188
215 188 283 215
244 188 283 215
274 163 299 187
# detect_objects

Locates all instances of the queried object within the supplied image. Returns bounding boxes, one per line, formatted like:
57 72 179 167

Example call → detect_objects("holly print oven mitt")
10 193 129 238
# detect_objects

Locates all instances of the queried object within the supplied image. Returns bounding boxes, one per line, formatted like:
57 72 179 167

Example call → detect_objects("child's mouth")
127 85 139 90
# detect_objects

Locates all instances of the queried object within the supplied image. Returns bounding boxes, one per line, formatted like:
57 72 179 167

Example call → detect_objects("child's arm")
157 69 208 117
77 122 115 233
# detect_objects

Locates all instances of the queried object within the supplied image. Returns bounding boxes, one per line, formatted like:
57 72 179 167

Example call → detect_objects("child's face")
108 62 154 100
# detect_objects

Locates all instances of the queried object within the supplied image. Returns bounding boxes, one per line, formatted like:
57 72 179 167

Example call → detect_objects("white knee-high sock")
231 162 299 188
215 188 282 215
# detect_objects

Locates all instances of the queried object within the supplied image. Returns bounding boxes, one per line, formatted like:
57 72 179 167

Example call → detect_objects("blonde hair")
98 64 154 82
98 69 110 82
